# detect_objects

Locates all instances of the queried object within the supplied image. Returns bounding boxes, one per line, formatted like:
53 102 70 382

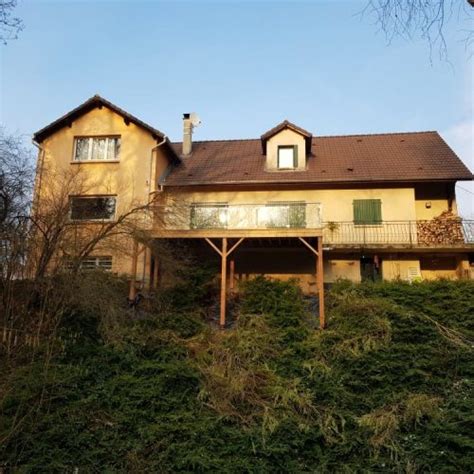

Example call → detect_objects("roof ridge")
171 138 260 145
171 130 439 145
315 130 439 139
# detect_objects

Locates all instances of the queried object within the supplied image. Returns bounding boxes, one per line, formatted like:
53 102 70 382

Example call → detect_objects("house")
33 95 474 327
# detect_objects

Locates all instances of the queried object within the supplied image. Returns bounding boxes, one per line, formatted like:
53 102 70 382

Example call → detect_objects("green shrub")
1 277 473 472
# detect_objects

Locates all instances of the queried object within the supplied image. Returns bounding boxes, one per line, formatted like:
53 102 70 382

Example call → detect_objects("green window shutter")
353 199 382 224
293 145 298 168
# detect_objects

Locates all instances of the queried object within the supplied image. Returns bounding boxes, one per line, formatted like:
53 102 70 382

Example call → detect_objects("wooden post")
220 238 228 328
152 257 160 289
229 259 235 292
317 236 325 329
144 246 152 291
204 237 244 329
128 240 139 301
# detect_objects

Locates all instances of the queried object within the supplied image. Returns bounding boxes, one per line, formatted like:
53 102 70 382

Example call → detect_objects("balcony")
154 201 474 248
323 219 474 249
156 202 323 237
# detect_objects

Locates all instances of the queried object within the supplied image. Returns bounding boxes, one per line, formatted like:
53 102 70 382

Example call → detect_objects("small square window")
278 146 297 169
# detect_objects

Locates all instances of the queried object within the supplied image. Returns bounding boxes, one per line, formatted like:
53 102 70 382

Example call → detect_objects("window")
74 136 121 161
353 199 382 225
257 202 306 228
277 145 297 169
70 196 116 221
66 256 113 272
420 257 456 271
190 203 228 229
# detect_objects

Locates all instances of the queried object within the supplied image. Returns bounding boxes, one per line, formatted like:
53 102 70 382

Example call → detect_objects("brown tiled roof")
165 131 472 187
33 95 180 162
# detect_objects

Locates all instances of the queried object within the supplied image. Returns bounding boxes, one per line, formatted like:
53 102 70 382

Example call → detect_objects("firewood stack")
417 211 465 246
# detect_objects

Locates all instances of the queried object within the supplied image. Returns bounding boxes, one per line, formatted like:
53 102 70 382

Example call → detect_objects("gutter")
162 177 474 188
142 135 168 287
148 135 168 200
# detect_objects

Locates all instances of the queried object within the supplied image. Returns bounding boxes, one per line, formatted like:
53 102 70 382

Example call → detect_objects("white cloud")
441 119 474 219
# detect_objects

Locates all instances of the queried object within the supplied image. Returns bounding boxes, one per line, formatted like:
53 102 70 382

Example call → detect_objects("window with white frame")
66 256 113 272
74 136 121 161
277 145 297 169
70 196 116 221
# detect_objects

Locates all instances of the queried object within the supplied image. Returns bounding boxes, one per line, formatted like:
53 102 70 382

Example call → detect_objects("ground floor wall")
101 238 472 292
233 249 361 292
233 249 471 290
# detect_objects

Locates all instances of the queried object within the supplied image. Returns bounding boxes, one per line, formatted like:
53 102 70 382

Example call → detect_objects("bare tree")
0 128 33 226
0 131 193 360
0 129 34 321
28 165 153 279
0 0 23 44
362 0 474 61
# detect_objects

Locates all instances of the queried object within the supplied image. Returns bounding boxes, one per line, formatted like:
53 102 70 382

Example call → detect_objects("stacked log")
417 211 465 246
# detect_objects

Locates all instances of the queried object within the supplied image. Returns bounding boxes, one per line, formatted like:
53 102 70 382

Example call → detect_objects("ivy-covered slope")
1 276 473 472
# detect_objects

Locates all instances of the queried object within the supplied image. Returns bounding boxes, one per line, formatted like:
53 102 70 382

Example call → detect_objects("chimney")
183 113 193 156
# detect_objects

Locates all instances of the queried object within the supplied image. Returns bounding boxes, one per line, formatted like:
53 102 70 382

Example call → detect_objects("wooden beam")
220 238 228 328
298 237 319 256
228 237 245 256
229 259 235 292
144 246 152 291
204 238 223 257
153 228 323 239
317 236 325 329
128 240 139 301
152 256 160 289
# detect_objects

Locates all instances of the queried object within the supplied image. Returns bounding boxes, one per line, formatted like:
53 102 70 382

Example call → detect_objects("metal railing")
158 201 474 247
323 220 474 247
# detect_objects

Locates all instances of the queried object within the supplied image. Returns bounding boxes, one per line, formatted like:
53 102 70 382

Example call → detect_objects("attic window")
74 136 121 161
278 145 297 169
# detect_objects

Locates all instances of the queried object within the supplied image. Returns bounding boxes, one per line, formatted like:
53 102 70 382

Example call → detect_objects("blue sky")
1 0 472 215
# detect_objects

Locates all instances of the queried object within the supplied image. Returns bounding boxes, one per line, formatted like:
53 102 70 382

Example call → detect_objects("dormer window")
278 146 297 169
261 120 312 172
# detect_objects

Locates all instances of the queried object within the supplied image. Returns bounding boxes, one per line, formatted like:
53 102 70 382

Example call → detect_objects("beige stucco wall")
234 250 361 291
381 258 421 281
266 129 307 170
34 106 169 278
165 187 417 230
414 183 457 220
415 200 453 220
420 255 469 280
325 258 361 283
37 107 169 209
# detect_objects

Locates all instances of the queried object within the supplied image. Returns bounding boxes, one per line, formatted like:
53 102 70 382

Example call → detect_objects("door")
360 256 381 282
